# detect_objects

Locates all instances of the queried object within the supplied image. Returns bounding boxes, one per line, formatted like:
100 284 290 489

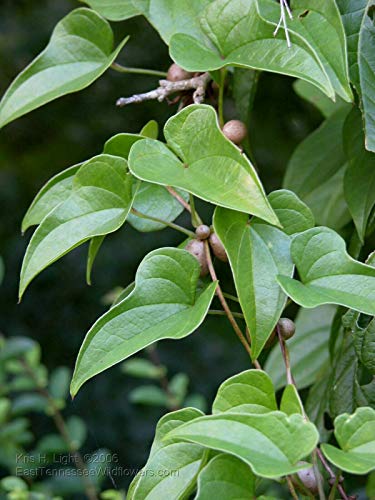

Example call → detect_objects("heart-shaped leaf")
286 0 352 101
280 385 304 416
166 411 319 479
263 189 315 236
170 0 346 99
104 131 189 232
212 369 303 417
19 155 135 299
84 0 212 43
129 104 278 225
129 408 206 499
321 407 375 474
212 370 277 415
359 2 375 152
343 109 375 241
71 248 216 395
128 182 189 232
22 122 156 234
265 305 336 390
0 8 127 129
213 207 293 357
83 0 144 21
196 453 255 500
278 227 375 316
22 164 81 233
283 106 351 230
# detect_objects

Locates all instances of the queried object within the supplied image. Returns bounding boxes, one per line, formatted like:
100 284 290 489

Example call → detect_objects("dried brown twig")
116 72 212 107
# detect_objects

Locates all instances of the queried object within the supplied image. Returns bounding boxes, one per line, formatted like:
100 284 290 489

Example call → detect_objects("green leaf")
128 182 189 232
84 0 211 44
71 248 216 396
170 0 349 100
140 119 159 139
121 357 166 379
343 109 375 241
353 317 375 374
129 385 169 407
266 189 315 235
329 326 374 417
367 471 375 498
287 0 352 101
129 408 206 500
103 133 145 159
212 370 277 415
83 0 144 21
49 366 71 400
166 411 319 479
104 131 190 233
265 305 336 390
283 106 351 230
359 1 375 152
169 373 189 405
321 407 375 474
279 385 304 416
22 163 81 233
196 453 255 500
293 79 345 118
0 8 128 128
232 68 259 125
19 155 134 299
129 104 278 225
11 394 48 415
214 207 293 357
86 235 105 285
66 416 87 449
305 366 331 441
336 0 367 90
278 227 375 316
0 477 28 493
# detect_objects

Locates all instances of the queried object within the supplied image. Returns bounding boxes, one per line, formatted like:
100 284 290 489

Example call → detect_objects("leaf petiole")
111 62 167 78
130 208 195 238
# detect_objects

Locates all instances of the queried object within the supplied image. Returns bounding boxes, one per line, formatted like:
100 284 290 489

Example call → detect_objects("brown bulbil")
185 239 208 276
296 463 320 494
209 233 228 262
167 63 194 82
222 120 247 144
195 224 211 240
277 317 296 340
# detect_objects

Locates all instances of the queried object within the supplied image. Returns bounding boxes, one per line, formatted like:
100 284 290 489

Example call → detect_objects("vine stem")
204 240 260 366
20 359 98 500
218 68 227 127
131 208 195 238
111 62 167 78
276 328 350 500
189 193 203 227
286 476 299 500
276 326 296 387
165 186 191 213
316 449 349 500
146 345 179 411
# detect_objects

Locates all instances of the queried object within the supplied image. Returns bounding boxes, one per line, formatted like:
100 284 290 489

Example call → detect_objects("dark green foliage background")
0 0 324 491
